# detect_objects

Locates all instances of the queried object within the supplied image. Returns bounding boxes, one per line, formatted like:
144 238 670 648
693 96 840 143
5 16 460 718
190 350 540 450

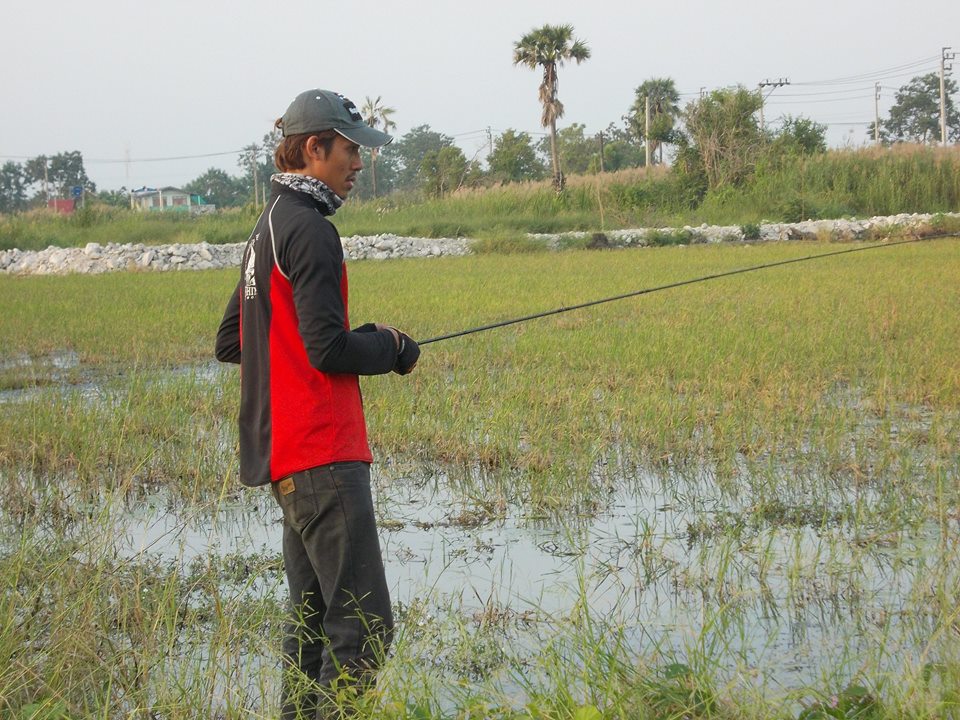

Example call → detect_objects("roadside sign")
71 185 83 198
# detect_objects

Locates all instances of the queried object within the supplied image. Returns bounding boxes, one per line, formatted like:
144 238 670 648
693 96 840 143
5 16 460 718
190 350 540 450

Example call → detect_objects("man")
215 88 419 718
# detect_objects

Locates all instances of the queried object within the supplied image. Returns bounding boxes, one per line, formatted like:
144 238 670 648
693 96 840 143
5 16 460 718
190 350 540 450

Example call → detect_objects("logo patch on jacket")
244 242 258 300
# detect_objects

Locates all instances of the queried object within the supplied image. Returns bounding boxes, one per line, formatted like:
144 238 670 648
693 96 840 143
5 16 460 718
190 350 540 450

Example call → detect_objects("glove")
394 332 420 375
353 323 378 333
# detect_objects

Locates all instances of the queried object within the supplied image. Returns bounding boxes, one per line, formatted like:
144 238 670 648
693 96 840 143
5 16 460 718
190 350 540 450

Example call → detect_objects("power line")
791 55 940 86
768 93 877 105
0 150 245 164
775 85 878 98
448 129 490 138
87 150 245 164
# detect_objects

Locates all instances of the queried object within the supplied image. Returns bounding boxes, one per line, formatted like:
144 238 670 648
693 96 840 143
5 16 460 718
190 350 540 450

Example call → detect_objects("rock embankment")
0 234 472 276
530 211 960 246
0 212 954 276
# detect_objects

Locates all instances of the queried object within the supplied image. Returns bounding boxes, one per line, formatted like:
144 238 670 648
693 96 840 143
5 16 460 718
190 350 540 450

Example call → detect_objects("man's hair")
273 119 338 172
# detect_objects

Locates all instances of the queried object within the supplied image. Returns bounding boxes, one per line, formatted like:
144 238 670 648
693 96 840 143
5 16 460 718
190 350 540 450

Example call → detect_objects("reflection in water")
105 464 955 694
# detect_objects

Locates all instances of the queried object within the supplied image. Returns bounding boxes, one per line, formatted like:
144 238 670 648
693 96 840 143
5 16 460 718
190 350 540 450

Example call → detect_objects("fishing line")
418 234 952 346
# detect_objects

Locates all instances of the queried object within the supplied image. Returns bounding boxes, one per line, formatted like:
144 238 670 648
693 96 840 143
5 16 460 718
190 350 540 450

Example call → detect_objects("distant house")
47 199 76 215
131 186 215 213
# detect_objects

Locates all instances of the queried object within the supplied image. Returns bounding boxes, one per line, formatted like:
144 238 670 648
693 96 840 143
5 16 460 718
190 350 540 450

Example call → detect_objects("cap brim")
335 125 393 148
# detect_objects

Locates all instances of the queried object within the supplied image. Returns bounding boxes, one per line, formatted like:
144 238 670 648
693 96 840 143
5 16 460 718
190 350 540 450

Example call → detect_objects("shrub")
647 228 695 246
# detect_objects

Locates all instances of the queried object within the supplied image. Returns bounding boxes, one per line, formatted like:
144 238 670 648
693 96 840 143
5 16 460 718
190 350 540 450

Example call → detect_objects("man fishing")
215 88 419 718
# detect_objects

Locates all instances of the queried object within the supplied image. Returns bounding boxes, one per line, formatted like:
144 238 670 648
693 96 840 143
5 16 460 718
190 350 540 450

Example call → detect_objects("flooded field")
2 242 958 718
105 463 958 696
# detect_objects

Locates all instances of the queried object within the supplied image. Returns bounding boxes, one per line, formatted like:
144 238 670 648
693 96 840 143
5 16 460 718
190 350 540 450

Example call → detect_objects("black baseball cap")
279 89 392 148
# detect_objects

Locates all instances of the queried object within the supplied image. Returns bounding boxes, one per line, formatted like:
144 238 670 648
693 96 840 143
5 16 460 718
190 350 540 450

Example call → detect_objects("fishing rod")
417 234 951 346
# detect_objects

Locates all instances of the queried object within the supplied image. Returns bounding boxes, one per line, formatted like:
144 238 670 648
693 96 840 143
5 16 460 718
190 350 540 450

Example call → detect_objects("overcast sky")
3 0 957 190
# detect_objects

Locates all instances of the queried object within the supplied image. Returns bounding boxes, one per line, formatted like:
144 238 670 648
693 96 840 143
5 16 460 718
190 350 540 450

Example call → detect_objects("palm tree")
360 96 397 197
629 78 680 164
513 24 590 191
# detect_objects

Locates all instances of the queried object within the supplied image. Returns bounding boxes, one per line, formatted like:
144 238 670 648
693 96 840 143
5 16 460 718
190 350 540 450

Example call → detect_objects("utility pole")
125 146 133 209
941 47 955 146
486 126 494 159
645 95 651 167
699 87 706 99
597 131 605 173
758 78 790 133
251 146 259 207
874 83 882 144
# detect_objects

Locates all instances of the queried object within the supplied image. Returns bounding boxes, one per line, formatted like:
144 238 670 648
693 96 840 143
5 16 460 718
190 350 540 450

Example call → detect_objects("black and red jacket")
216 182 398 487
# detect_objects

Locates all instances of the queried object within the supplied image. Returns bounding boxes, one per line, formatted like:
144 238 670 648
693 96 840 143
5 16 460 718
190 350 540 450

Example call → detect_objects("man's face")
305 134 363 198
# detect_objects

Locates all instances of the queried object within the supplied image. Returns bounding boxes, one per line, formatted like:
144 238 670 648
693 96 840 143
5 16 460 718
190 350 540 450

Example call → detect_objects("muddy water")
106 464 954 693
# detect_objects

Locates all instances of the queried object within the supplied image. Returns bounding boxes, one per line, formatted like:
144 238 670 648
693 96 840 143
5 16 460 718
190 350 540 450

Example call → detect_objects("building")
130 187 214 213
47 199 76 215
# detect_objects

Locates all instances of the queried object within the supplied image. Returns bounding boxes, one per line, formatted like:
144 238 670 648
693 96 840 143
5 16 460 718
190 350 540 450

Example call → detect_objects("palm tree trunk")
371 149 379 197
549 118 563 191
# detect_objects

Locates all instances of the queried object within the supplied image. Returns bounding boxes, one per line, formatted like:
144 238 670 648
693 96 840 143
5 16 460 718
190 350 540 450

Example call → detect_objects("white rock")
2 211 956 276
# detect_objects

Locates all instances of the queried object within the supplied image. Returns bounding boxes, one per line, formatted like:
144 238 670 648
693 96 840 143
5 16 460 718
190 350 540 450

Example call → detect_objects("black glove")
394 332 420 375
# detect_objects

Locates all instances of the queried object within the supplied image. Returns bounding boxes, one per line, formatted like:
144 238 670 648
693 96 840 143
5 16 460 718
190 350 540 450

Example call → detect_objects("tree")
682 87 764 190
870 73 959 143
488 129 545 183
23 156 50 200
360 96 397 197
419 146 472 198
535 123 595 175
773 116 827 155
184 168 246 208
23 151 94 201
0 161 28 214
628 78 681 164
95 188 133 208
389 125 456 191
352 149 399 200
238 128 282 205
513 23 590 191
598 122 646 171
49 151 95 196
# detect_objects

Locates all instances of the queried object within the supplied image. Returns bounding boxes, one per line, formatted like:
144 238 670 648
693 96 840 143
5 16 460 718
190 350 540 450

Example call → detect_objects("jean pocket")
275 474 320 531
330 461 371 487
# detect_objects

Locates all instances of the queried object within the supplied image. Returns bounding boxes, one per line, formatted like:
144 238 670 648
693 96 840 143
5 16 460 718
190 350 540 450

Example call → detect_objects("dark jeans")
270 461 393 719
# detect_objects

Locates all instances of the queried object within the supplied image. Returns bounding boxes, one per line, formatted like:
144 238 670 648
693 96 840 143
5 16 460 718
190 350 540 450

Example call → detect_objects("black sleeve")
215 281 242 364
280 216 398 375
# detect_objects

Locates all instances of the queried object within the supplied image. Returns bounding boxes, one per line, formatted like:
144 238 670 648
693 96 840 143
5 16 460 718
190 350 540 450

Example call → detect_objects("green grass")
0 269 232 375
1 238 959 718
0 204 257 252
1 240 958 500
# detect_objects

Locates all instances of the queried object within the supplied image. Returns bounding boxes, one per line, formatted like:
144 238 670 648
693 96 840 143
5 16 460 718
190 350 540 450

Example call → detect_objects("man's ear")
306 135 328 161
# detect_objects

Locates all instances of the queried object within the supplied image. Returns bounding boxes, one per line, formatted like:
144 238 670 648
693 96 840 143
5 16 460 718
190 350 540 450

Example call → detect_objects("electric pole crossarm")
758 78 790 132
